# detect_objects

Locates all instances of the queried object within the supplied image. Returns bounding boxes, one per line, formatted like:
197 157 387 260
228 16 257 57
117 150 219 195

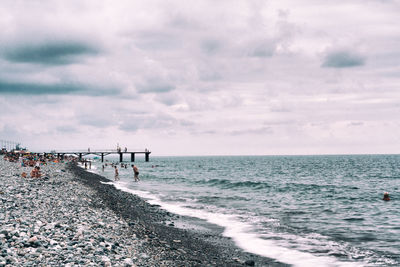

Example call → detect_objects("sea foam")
108 182 363 267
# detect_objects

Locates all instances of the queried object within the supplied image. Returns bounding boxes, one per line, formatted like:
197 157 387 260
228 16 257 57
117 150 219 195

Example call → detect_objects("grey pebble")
0 156 269 267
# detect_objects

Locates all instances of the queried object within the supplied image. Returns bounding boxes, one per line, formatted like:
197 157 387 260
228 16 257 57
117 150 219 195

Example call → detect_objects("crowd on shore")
2 151 77 179
4 150 142 183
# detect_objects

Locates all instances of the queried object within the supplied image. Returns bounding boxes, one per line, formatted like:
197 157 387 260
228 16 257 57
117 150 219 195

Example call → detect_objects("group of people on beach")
101 162 140 182
2 151 76 179
83 160 92 169
115 164 139 182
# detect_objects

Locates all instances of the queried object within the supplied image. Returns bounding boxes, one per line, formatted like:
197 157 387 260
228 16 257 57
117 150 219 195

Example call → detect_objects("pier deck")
37 150 151 162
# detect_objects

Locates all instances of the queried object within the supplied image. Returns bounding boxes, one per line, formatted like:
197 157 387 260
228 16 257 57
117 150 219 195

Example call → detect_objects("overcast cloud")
0 0 399 155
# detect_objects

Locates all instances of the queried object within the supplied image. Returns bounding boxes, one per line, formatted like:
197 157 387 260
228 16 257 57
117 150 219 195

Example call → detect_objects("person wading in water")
132 165 140 182
114 166 119 181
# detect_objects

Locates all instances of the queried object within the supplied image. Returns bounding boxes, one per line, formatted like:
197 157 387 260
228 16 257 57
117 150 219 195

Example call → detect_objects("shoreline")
1 156 287 266
68 163 288 266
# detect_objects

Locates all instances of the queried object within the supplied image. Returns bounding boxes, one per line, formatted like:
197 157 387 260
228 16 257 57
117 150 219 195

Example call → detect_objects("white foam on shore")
77 162 98 173
99 181 114 185
104 181 363 267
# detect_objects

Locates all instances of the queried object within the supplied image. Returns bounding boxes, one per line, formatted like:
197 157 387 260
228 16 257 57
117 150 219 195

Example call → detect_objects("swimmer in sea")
383 192 390 201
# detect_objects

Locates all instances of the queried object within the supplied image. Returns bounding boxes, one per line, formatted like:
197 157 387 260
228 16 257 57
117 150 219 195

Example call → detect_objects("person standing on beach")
132 165 139 182
114 166 119 181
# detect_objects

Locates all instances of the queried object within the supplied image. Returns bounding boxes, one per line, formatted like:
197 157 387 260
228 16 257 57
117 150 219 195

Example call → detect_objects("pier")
37 149 151 162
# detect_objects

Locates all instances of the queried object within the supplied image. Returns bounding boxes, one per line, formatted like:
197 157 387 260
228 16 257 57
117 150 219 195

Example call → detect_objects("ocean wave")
197 178 271 189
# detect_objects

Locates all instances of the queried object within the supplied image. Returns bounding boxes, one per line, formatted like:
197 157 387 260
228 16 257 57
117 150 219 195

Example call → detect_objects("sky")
0 0 399 156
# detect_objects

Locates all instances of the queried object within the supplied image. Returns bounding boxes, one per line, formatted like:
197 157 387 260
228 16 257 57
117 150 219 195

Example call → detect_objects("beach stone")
245 259 255 266
45 223 54 230
0 230 9 237
123 258 133 266
141 253 149 259
101 256 111 266
28 236 38 243
0 157 272 267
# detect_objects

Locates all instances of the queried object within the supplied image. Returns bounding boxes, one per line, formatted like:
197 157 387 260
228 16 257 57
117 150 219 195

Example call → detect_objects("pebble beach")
0 156 284 266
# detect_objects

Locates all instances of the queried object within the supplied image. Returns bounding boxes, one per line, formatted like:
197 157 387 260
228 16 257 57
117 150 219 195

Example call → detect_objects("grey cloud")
202 130 217 134
230 126 273 135
0 80 120 96
269 106 291 113
78 116 116 128
179 120 195 127
119 123 139 132
154 93 180 106
133 31 181 51
251 47 274 58
190 130 217 135
55 125 80 133
201 39 221 55
119 114 177 132
169 14 199 30
249 41 277 58
136 80 175 94
322 50 365 68
3 41 98 65
199 69 222 81
348 121 364 126
264 120 296 126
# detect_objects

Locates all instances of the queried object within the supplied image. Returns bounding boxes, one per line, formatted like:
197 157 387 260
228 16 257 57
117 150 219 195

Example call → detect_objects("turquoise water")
88 155 400 266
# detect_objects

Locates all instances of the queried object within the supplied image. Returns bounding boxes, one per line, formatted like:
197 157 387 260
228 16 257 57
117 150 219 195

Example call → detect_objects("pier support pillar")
119 152 123 162
131 153 135 162
145 152 150 162
101 153 104 162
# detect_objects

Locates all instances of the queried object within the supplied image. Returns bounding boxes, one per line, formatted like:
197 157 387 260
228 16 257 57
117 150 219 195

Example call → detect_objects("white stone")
123 258 133 266
101 256 110 261
28 236 38 243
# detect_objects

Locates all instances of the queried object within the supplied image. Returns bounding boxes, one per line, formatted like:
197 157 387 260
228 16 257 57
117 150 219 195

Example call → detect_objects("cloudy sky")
0 0 399 156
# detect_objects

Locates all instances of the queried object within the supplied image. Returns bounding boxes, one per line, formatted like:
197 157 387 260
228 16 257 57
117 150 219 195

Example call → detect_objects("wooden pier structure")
39 149 151 162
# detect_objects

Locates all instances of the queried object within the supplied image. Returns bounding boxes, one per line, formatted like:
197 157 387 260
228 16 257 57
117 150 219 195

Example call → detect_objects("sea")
84 154 400 266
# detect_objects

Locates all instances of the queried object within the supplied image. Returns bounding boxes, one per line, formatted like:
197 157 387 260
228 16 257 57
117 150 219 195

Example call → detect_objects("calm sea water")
87 155 400 266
